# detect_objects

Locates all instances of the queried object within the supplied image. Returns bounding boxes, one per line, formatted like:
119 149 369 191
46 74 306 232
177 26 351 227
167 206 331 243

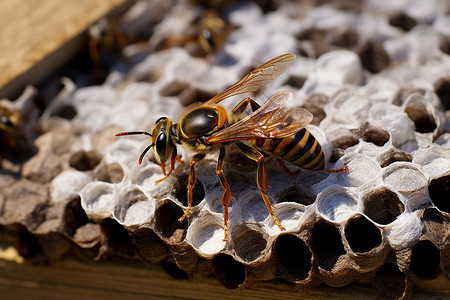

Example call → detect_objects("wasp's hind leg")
235 142 286 232
178 153 205 223
216 147 233 241
276 157 301 176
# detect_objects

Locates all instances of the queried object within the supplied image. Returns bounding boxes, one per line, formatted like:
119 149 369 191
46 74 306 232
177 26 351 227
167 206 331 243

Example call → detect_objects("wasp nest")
1 0 449 298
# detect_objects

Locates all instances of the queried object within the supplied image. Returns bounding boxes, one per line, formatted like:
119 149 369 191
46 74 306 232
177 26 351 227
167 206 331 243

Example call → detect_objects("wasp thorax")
181 107 218 138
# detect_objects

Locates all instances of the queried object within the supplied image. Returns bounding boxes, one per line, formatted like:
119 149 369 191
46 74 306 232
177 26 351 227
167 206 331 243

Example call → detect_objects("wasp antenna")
138 144 152 164
115 131 152 137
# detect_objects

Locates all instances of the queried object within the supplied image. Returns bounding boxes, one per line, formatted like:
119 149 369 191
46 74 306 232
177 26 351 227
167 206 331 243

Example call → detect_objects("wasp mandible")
116 53 347 241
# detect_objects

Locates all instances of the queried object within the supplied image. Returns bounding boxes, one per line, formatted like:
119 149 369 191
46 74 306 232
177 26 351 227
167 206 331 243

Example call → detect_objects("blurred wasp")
165 9 229 55
116 53 347 241
0 102 30 159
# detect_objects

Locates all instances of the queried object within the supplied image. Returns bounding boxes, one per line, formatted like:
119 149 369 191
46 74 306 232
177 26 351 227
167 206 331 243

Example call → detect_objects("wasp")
165 9 229 55
0 102 37 160
116 53 347 241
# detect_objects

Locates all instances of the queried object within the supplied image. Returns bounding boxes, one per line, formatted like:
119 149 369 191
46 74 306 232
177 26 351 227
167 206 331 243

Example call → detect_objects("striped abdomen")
251 128 325 171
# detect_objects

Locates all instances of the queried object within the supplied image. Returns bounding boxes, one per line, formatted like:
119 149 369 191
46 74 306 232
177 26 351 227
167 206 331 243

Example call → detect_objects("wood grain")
0 0 134 99
0 257 448 299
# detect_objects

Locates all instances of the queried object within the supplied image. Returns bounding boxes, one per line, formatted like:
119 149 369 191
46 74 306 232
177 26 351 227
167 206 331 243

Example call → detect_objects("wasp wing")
205 91 313 144
205 53 296 105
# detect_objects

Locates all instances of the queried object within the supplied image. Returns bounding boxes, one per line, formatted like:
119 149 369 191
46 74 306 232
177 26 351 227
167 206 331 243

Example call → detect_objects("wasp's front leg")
178 153 205 222
215 147 233 241
156 147 182 185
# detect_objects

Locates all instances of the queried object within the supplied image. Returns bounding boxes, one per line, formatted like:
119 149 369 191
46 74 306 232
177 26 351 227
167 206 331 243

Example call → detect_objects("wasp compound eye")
156 133 167 160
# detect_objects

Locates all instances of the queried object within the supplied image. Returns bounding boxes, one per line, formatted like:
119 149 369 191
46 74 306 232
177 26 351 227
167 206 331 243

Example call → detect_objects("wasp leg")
231 97 261 117
165 36 197 49
178 153 205 223
216 147 232 241
88 38 101 71
325 166 348 173
156 147 180 185
235 142 286 232
276 157 300 176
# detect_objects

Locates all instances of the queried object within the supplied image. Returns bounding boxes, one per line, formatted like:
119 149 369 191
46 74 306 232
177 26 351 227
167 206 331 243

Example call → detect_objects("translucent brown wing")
205 53 296 105
205 91 313 144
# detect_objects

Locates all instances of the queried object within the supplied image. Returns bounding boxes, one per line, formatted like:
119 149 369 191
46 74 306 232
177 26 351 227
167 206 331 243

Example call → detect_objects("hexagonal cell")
420 207 449 245
332 153 381 188
409 240 441 280
428 174 450 213
295 27 328 58
100 218 135 259
361 126 390 147
331 133 359 150
186 211 225 258
177 86 217 107
94 162 124 183
344 215 383 254
159 80 190 97
358 40 390 74
388 12 417 32
362 187 405 225
153 200 188 244
47 104 77 120
392 86 425 106
404 101 437 134
234 190 274 225
132 164 173 194
62 196 91 237
274 234 313 282
302 93 329 126
283 74 306 89
344 216 390 272
50 170 90 204
381 162 429 210
69 149 102 171
276 185 316 206
272 202 307 233
330 29 360 50
13 225 44 259
328 90 370 121
413 144 450 179
310 220 346 272
113 186 154 227
131 227 169 263
378 148 413 168
172 174 205 209
80 182 116 221
103 139 147 167
213 253 246 289
134 68 163 83
439 35 450 56
316 185 358 223
373 264 413 300
231 224 268 264
434 77 450 110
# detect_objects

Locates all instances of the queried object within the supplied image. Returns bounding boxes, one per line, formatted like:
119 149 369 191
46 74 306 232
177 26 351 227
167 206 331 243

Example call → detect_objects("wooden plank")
0 258 448 300
0 0 135 99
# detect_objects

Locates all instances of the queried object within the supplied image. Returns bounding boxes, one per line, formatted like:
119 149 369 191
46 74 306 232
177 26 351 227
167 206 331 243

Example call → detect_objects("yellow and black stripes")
251 128 325 171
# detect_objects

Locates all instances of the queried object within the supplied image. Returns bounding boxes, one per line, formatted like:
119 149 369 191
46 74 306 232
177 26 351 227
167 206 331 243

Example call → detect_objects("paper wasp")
116 53 347 241
0 102 31 159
